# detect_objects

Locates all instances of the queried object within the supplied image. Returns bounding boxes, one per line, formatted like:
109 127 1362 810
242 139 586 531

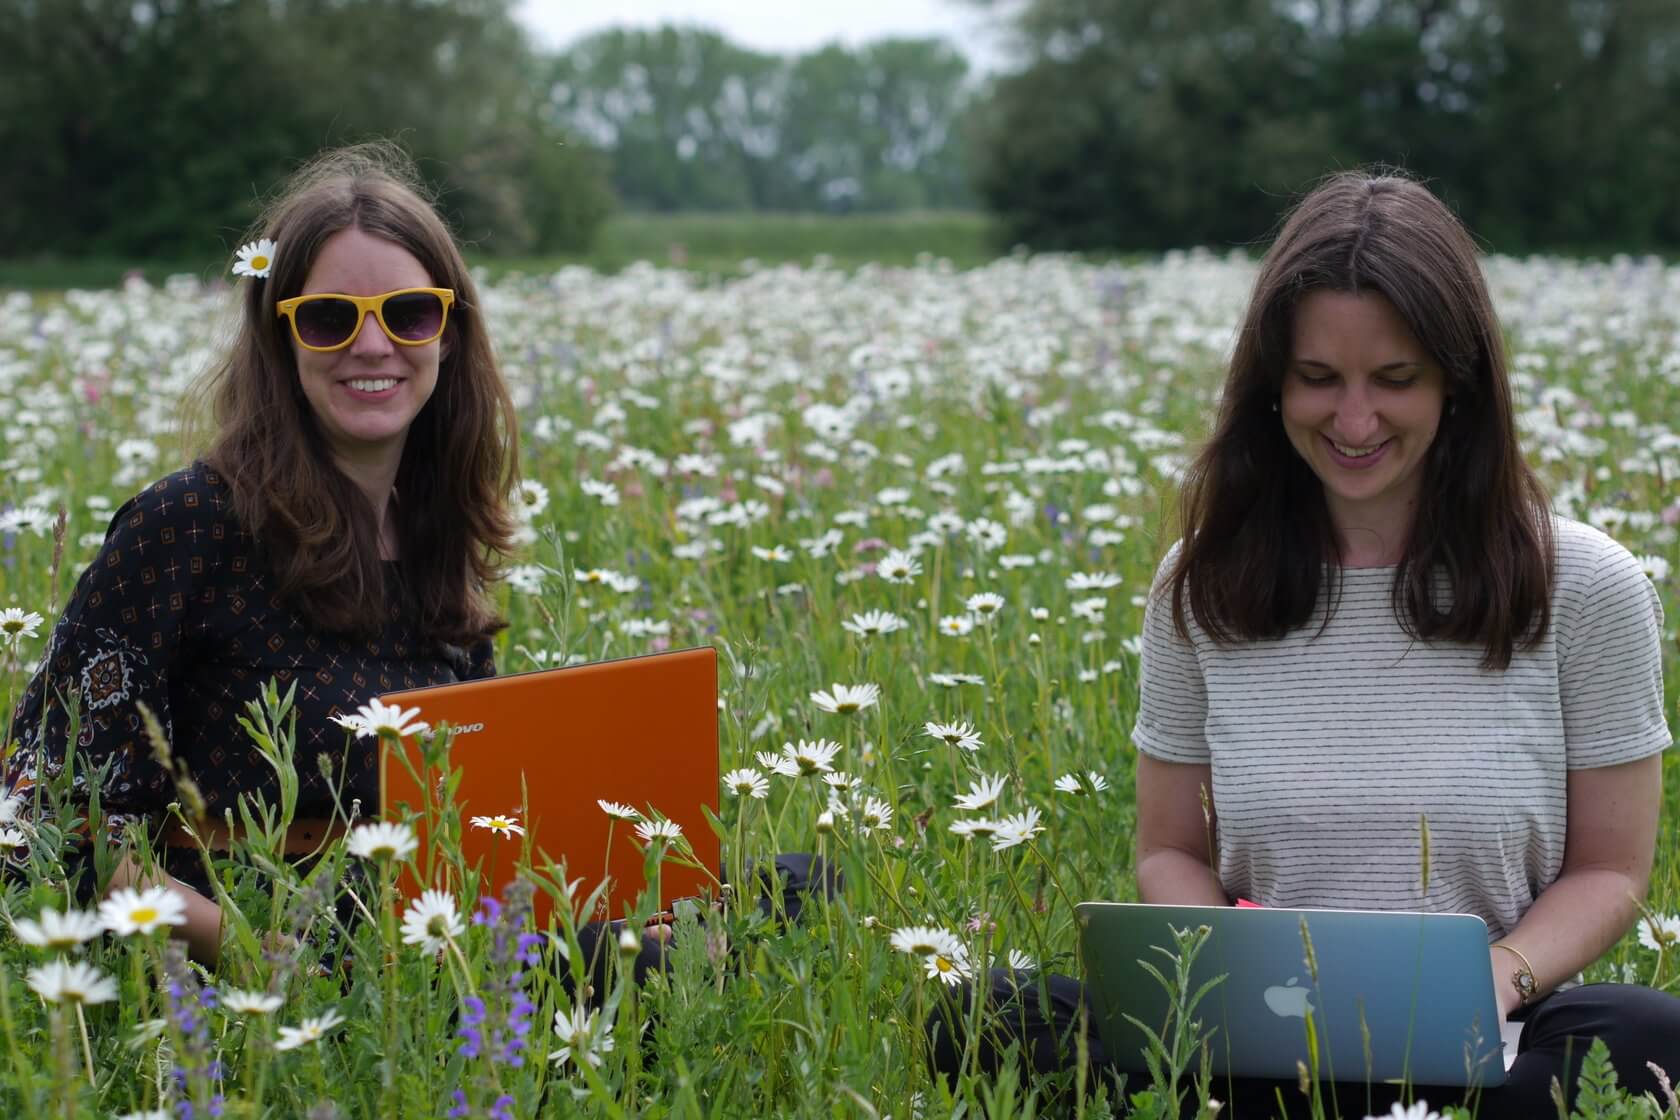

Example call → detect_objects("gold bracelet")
1492 942 1540 1006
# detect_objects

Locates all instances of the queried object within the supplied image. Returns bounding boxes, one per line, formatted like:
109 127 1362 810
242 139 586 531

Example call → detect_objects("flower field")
0 251 1677 1118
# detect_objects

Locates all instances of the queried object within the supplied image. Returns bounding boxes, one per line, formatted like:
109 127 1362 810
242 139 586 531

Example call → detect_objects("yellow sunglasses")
275 287 455 353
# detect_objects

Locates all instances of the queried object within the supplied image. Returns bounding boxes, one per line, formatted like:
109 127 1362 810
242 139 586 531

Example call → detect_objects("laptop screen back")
1076 902 1507 1088
379 646 720 929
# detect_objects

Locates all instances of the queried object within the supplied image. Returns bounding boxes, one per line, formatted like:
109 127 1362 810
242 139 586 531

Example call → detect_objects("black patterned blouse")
4 462 496 853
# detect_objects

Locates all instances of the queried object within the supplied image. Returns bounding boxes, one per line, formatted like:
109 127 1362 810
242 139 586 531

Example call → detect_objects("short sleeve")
4 473 210 837
1131 542 1211 764
1556 536 1672 769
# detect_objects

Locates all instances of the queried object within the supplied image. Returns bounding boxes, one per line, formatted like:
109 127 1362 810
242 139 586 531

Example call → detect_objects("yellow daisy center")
935 956 955 973
131 907 158 925
250 255 269 271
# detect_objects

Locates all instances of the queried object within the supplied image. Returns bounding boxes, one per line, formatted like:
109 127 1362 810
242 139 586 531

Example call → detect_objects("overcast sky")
515 0 1013 69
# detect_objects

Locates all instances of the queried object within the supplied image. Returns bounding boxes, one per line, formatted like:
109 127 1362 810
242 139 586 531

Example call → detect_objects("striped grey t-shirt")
1133 516 1671 940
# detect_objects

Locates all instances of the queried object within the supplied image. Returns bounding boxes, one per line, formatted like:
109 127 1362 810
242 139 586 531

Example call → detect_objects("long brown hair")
1167 170 1553 671
200 142 518 645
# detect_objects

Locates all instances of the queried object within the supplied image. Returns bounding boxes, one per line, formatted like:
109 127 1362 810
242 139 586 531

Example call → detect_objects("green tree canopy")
968 0 1680 253
0 0 613 258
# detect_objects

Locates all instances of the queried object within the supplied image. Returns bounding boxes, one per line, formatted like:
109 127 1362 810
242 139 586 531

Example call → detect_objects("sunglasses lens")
294 298 360 348
381 291 445 341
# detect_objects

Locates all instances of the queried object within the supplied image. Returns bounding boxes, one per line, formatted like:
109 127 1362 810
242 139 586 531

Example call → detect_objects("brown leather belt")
164 817 345 855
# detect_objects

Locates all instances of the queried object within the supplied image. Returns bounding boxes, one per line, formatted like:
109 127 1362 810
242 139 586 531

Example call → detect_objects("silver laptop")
1076 902 1516 1089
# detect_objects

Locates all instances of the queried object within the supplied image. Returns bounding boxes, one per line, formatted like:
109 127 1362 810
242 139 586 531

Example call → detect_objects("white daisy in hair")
274 1008 345 1051
346 821 418 862
232 238 277 278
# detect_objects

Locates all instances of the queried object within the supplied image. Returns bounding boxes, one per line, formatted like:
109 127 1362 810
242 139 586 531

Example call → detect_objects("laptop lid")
378 646 720 930
1075 902 1508 1089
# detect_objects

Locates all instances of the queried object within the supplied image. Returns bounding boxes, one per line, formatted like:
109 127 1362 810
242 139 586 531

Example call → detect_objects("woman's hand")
1135 755 1231 907
107 854 224 968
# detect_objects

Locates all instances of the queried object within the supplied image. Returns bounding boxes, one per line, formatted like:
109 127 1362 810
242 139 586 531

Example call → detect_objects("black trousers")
567 853 841 997
930 968 1680 1118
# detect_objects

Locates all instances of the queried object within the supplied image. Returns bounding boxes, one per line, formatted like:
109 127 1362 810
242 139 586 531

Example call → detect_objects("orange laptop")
378 646 720 929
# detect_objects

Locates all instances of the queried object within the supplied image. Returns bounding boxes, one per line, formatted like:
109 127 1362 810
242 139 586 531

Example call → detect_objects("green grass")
0 211 1002 291
0 253 1674 1118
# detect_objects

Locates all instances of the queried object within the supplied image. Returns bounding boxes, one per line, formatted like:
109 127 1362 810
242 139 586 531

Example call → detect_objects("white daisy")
550 1002 615 1068
509 479 550 520
722 768 770 799
274 1008 345 1051
858 797 893 833
0 608 45 641
1638 912 1680 952
938 614 974 637
1002 948 1036 971
964 592 1005 618
469 814 526 837
342 699 428 740
841 609 908 637
99 886 188 937
924 944 972 986
1636 554 1670 582
1364 1103 1442 1120
232 238 278 279
755 749 801 779
952 773 1007 813
781 738 842 775
0 828 28 858
991 807 1045 851
923 719 983 752
890 925 963 959
750 545 792 562
346 821 418 862
876 549 923 584
1053 771 1111 796
928 672 984 688
597 800 642 821
809 682 880 715
220 989 284 1016
0 790 20 825
1066 571 1124 591
26 959 117 1005
12 907 103 950
400 889 466 954
948 818 998 839
0 507 54 536
633 818 684 845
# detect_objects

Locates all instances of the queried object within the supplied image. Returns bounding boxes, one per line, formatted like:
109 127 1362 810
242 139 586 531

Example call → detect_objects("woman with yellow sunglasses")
4 142 521 965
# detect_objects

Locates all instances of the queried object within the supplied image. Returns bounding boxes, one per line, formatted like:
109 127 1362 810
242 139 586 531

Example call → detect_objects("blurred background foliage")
4 0 1680 264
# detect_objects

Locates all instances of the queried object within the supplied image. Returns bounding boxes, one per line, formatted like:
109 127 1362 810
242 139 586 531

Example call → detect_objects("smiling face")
292 226 440 472
1281 290 1447 563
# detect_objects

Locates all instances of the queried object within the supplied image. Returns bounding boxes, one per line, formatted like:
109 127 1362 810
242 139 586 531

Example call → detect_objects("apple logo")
1263 976 1314 1019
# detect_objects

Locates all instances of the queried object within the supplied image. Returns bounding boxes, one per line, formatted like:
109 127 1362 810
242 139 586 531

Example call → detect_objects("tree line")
970 0 1680 254
5 0 1680 259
